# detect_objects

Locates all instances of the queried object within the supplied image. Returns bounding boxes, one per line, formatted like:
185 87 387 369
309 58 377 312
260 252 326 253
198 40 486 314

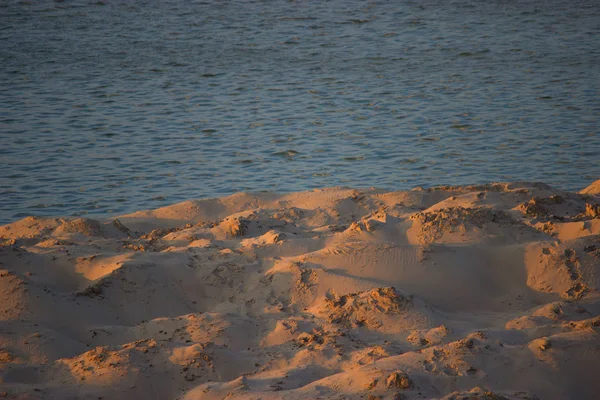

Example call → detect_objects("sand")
1 180 599 400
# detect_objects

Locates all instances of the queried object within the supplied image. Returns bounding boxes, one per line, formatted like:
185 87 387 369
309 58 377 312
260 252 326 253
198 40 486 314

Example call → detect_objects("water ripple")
0 0 599 223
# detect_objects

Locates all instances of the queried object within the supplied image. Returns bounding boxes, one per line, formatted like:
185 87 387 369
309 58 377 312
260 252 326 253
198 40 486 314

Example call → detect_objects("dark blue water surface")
1 0 599 223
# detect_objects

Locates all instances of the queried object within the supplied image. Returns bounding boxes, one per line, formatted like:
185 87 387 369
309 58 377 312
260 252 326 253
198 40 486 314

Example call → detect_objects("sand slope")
1 180 599 399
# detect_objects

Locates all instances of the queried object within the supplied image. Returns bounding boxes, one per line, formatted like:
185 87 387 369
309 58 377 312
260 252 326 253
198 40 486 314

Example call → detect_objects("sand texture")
1 180 600 399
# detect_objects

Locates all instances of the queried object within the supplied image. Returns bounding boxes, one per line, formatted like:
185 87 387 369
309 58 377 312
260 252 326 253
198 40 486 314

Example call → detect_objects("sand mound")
0 216 131 245
439 387 537 400
1 181 599 399
408 206 543 245
525 236 600 300
579 179 600 195
516 195 587 221
54 218 108 237
314 287 433 333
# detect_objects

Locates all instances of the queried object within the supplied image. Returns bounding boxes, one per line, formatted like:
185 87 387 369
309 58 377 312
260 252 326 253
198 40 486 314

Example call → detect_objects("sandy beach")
1 179 599 399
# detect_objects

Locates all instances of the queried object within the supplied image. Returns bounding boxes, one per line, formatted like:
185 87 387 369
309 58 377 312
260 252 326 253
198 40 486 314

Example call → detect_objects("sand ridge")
0 180 599 399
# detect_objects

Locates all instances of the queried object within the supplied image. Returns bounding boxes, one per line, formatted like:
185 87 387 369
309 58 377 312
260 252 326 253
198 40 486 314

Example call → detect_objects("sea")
1 0 599 224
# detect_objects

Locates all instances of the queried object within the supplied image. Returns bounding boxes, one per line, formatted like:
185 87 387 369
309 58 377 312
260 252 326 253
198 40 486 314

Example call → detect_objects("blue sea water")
1 0 599 224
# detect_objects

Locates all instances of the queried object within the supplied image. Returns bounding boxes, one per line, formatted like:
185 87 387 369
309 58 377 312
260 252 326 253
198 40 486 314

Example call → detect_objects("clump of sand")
1 180 599 399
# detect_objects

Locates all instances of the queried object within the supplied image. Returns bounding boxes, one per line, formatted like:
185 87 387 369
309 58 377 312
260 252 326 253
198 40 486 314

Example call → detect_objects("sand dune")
1 180 599 399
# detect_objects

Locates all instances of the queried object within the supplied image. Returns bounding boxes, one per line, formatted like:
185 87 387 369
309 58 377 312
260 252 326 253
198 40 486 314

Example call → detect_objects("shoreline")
3 179 596 227
1 179 599 399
